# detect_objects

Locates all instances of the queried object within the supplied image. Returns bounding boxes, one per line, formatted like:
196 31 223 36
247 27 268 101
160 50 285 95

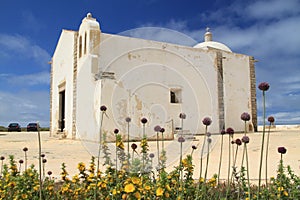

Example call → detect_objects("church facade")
50 13 257 141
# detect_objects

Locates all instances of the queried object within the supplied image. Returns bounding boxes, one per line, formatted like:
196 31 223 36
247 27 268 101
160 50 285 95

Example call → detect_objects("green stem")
95 111 105 200
157 132 160 165
127 122 130 166
245 144 251 200
218 134 224 184
37 124 42 200
226 134 231 198
199 126 207 179
204 142 210 181
258 91 266 196
265 122 271 187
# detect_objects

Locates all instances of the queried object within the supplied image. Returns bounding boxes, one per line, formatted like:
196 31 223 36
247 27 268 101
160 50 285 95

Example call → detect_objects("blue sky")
0 0 299 127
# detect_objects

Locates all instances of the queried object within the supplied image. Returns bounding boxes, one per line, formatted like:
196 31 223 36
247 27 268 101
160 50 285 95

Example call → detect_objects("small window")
170 88 182 103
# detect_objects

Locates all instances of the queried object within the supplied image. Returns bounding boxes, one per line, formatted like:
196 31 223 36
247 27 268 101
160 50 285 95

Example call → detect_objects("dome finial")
87 13 92 18
204 27 212 42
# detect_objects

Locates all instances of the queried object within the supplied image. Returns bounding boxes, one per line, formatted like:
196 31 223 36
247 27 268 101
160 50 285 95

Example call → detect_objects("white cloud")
0 34 50 68
0 90 49 127
245 0 300 20
8 71 49 86
0 71 50 86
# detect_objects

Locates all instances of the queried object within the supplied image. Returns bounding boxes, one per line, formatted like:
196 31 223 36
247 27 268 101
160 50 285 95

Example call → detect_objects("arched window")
84 32 87 54
79 36 82 58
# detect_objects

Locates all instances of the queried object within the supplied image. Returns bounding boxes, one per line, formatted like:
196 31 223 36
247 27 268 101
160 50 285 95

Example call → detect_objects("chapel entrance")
58 90 65 132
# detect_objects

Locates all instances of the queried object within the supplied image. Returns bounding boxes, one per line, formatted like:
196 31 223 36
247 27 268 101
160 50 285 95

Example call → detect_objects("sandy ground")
0 126 299 183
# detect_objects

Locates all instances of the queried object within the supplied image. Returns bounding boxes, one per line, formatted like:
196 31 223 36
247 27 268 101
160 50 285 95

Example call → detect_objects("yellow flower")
112 189 117 195
72 174 79 183
134 192 141 199
156 187 164 196
278 186 284 192
132 176 141 185
116 141 125 149
101 182 107 188
165 192 170 198
8 182 16 187
47 185 54 191
143 185 150 191
283 191 288 196
182 158 188 167
124 183 135 193
171 179 177 184
21 194 28 199
122 194 127 199
77 162 86 172
33 185 39 191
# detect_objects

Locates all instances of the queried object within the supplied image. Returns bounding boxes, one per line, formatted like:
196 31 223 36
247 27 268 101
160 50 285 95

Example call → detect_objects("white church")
50 13 257 141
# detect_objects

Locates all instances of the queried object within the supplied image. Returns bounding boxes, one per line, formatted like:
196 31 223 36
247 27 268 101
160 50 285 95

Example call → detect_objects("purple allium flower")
125 117 131 123
19 159 24 164
40 154 45 158
0 156 4 160
42 159 47 163
114 129 119 134
202 117 212 126
131 143 137 150
141 117 148 124
235 138 242 146
242 135 250 144
160 128 165 133
206 132 211 137
278 147 287 154
207 138 212 143
231 140 235 144
258 82 270 91
100 105 107 111
226 127 234 135
268 116 275 123
149 153 155 158
47 171 52 176
179 113 186 119
192 145 197 150
241 112 251 121
220 129 226 135
154 125 161 132
178 136 185 143
23 147 28 152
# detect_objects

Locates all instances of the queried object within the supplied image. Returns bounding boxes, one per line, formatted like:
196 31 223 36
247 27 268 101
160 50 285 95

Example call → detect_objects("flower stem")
156 132 160 166
37 123 42 200
218 134 224 184
127 122 130 165
199 126 207 179
226 134 231 197
265 122 271 187
245 144 251 200
258 91 266 196
95 111 105 200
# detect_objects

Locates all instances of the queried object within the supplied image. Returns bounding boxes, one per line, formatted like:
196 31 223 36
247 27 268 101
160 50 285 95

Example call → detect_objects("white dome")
193 41 232 52
193 28 232 52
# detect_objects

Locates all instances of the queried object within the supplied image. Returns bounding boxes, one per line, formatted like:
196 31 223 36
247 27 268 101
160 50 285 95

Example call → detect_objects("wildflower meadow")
1 82 300 199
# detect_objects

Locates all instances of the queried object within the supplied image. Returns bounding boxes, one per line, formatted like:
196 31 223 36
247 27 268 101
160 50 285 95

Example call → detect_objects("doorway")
59 90 65 132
